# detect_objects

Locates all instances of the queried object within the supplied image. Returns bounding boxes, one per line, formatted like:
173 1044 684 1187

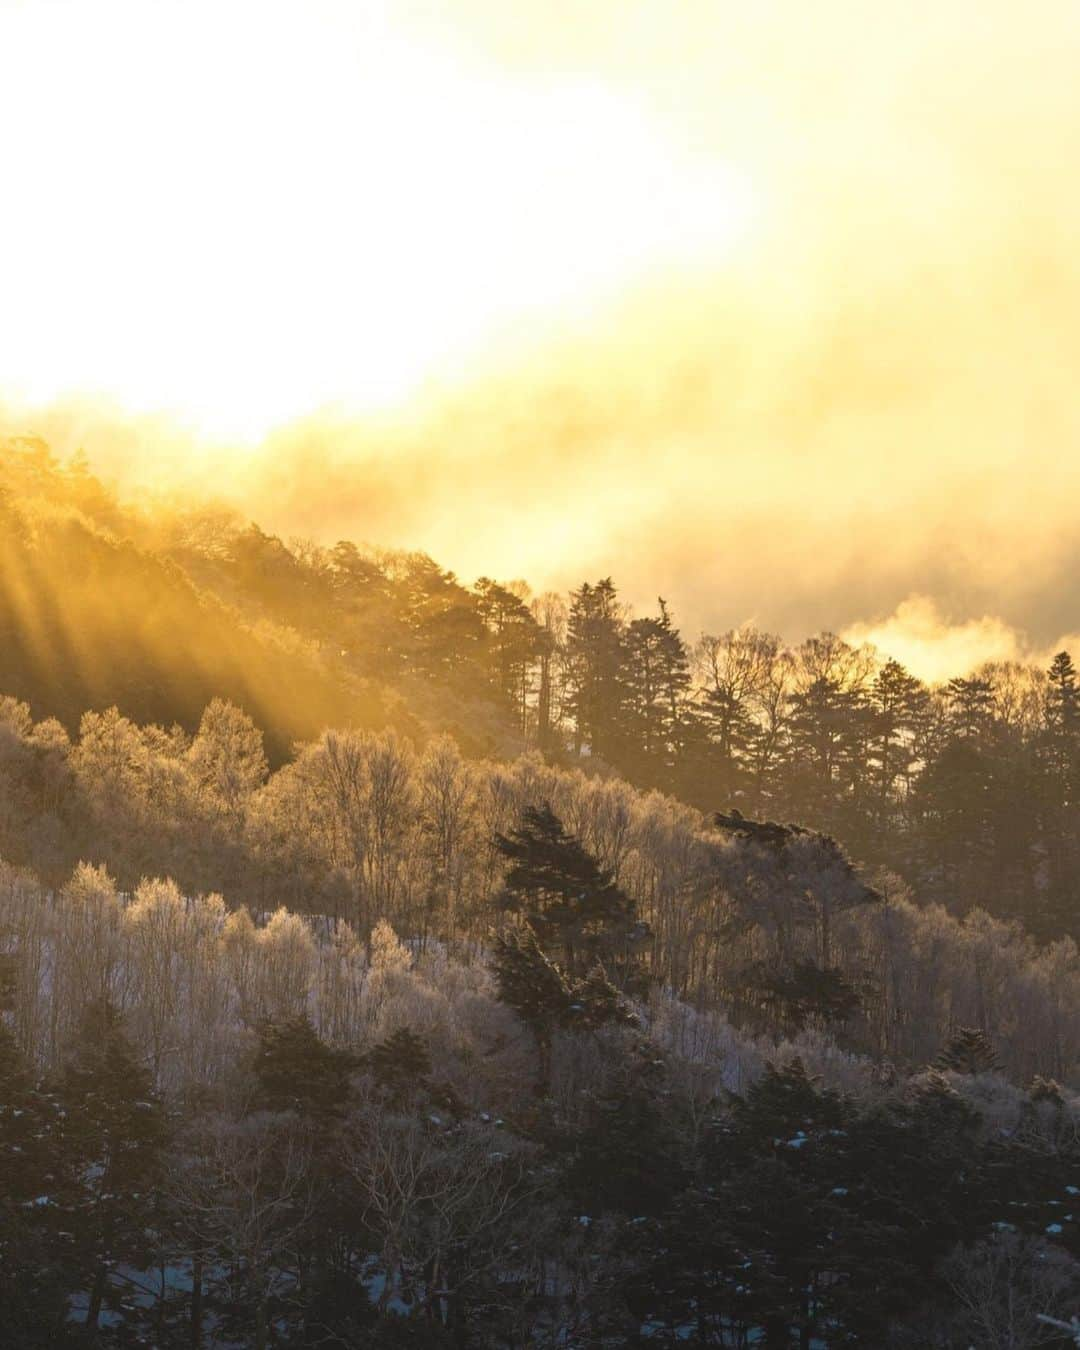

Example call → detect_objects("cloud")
5 0 1080 664
842 598 1026 683
843 597 1080 685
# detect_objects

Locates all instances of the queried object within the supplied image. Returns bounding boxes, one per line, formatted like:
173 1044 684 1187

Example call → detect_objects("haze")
3 0 1080 679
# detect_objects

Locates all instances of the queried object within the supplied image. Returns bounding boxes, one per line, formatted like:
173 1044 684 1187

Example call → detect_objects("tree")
742 958 862 1033
569 962 639 1033
366 1025 433 1105
1046 651 1080 756
474 578 541 733
52 999 166 1335
943 1233 1080 1350
188 697 268 823
565 1051 682 1219
619 599 692 787
0 1015 74 1346
253 1015 357 1120
934 1026 1003 1075
1038 651 1080 935
693 627 780 770
947 675 996 745
565 578 625 759
866 657 927 830
342 1107 532 1326
490 921 572 1093
783 673 869 832
170 1110 317 1350
495 803 637 976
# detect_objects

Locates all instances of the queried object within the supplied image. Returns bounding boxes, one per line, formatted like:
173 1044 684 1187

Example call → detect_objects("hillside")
3 442 1080 1344
4 438 1080 946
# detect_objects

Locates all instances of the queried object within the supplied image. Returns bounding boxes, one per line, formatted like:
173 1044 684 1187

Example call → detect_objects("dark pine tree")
52 999 166 1337
933 1026 1003 1075
565 578 625 760
1038 649 1080 935
742 958 862 1034
253 1014 358 1120
620 599 692 790
0 1018 75 1348
569 961 640 1033
365 1025 433 1104
495 803 638 978
490 920 572 1093
565 1054 683 1219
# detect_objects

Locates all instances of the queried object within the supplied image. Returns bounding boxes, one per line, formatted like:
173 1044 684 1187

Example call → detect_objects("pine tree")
0 1020 74 1346
474 578 541 733
783 674 868 831
569 962 640 1032
1027 1074 1065 1107
947 675 996 744
365 1025 432 1104
495 803 637 976
744 958 861 1033
620 599 691 787
867 658 927 826
565 1055 683 1217
1046 652 1079 746
1038 651 1080 935
490 921 573 1093
52 999 166 1335
934 1026 1002 1075
565 577 625 759
725 1058 849 1146
253 1014 357 1119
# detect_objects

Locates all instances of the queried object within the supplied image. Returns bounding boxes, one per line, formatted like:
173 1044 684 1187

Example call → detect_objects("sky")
3 0 1080 680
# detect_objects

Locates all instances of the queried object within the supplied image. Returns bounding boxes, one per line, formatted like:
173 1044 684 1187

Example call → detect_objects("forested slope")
5 440 1080 1344
5 436 1080 945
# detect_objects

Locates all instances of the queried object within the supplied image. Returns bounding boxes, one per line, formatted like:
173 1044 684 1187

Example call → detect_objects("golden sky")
3 0 1080 678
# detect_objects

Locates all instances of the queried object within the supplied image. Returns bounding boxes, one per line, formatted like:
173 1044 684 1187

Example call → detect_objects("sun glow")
0 0 757 442
5 0 1080 660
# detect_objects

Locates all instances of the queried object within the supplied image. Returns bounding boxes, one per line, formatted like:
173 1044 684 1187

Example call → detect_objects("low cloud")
843 596 1080 685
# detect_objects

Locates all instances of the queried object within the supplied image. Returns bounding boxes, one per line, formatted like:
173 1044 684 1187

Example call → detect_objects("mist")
4 0 1080 679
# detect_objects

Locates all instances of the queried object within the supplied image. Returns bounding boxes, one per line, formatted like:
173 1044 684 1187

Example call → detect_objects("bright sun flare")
0 0 756 442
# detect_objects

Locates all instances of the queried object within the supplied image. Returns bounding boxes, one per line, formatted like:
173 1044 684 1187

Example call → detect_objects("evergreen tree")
743 958 861 1033
1045 651 1080 753
783 675 868 831
910 734 997 903
0 1020 74 1347
620 599 691 787
253 1014 357 1119
946 675 996 744
933 1026 1003 1075
565 1055 683 1218
365 1025 432 1104
866 658 927 836
474 578 541 733
1038 650 1080 934
52 999 166 1335
490 921 572 1092
565 578 625 759
495 803 638 976
569 961 640 1032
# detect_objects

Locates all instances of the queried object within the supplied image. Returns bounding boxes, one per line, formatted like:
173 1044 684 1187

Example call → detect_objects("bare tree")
943 1233 1080 1350
169 1111 318 1350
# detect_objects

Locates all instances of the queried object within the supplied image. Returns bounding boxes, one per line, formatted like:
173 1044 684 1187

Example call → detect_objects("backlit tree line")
5 440 1080 943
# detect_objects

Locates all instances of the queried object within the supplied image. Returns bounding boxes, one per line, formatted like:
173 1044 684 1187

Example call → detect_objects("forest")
4 438 1080 1347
